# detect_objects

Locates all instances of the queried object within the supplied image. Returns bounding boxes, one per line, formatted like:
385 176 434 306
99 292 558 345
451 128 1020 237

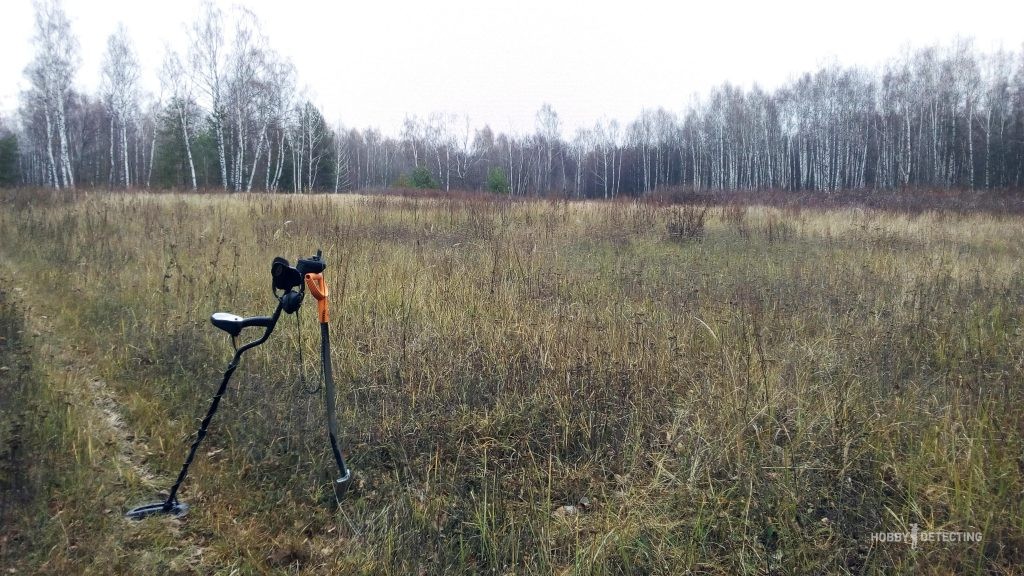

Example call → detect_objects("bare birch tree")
189 0 229 190
101 24 140 188
26 0 78 189
160 50 198 190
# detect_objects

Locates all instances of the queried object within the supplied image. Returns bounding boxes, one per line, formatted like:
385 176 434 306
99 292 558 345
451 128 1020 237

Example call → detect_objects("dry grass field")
1 190 1022 574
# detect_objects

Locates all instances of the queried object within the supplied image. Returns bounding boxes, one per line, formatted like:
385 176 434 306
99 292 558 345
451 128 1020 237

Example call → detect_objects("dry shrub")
761 213 796 243
721 203 749 238
666 204 709 242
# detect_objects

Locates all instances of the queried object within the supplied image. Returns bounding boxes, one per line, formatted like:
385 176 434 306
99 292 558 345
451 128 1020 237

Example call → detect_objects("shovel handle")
304 273 329 324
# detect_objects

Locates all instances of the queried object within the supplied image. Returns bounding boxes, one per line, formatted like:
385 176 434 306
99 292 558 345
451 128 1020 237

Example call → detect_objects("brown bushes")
665 204 709 242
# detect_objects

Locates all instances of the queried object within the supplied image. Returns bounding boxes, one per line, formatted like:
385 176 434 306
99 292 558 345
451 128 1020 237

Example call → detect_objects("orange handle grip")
304 273 329 324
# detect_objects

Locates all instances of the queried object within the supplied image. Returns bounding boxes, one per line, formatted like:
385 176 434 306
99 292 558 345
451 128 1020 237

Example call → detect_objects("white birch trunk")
179 107 197 190
55 90 74 189
246 128 266 192
43 105 59 188
121 120 130 188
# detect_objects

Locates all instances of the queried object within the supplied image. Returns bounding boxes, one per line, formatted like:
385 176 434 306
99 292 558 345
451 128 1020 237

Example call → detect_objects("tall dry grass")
0 190 1022 574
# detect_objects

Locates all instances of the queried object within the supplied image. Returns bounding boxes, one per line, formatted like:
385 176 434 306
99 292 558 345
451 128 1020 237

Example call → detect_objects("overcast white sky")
1 0 1021 135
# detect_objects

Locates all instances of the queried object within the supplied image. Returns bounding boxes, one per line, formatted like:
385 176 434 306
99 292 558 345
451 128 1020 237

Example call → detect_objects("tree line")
6 0 1024 195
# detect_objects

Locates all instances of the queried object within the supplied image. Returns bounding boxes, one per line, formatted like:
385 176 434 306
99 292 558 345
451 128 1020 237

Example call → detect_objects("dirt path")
0 268 161 502
0 260 216 572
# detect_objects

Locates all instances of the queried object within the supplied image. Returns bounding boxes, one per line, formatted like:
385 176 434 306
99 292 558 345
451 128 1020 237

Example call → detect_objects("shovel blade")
333 468 352 500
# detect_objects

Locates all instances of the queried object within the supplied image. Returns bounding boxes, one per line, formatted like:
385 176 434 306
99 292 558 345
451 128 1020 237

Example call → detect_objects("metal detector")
126 250 351 520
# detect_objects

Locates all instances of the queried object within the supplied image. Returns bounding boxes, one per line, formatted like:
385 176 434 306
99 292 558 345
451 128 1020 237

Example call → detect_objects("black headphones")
270 251 327 315
271 257 305 314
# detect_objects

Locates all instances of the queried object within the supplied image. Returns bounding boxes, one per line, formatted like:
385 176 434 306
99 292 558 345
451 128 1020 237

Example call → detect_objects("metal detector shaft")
161 301 283 513
161 351 241 510
127 303 284 520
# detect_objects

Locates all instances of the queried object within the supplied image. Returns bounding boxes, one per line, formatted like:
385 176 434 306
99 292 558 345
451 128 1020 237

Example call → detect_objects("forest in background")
3 0 1024 196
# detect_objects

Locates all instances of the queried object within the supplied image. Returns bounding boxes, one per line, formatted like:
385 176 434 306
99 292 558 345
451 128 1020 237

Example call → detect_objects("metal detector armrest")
211 312 275 337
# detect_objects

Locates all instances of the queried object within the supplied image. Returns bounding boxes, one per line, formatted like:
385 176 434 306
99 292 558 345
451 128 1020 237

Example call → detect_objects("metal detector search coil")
126 249 351 520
